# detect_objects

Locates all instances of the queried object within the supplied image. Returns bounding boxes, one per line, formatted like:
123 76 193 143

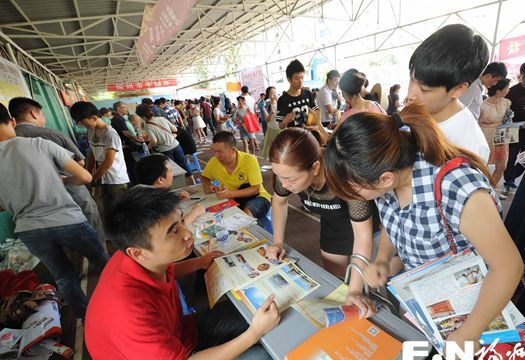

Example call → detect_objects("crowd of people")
0 22 524 359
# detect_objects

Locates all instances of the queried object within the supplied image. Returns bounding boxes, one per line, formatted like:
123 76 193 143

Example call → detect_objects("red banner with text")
107 78 177 91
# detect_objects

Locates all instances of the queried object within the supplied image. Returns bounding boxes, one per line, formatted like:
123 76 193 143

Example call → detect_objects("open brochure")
387 249 522 354
286 317 402 360
235 262 320 313
204 245 293 307
291 284 349 328
195 228 268 256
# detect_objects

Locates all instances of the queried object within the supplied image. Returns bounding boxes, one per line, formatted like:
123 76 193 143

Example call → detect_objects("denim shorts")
239 126 256 140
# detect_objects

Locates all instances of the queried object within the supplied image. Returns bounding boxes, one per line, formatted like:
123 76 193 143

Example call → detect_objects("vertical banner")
136 0 196 66
0 57 31 107
240 66 266 98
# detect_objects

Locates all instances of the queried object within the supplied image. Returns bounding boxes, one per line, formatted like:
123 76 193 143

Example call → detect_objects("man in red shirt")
85 187 280 359
200 97 216 136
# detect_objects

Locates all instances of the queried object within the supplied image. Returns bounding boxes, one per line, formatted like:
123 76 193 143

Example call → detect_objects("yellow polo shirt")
202 150 271 201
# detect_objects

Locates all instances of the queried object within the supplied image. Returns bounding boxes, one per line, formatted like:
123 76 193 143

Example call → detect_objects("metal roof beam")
0 12 143 28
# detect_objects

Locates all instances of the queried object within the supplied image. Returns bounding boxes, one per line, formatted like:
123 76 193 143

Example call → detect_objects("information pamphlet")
236 262 320 313
205 245 293 307
195 227 268 256
286 317 402 360
291 284 349 328
494 121 525 145
387 249 522 354
192 208 267 256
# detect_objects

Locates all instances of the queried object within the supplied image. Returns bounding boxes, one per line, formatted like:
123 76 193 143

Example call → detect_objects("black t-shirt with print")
276 89 316 127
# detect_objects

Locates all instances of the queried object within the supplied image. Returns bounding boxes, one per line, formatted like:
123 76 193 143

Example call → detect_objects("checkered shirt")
376 152 501 270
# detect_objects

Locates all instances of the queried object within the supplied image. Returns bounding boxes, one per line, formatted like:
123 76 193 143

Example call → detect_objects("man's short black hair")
113 101 124 111
135 154 170 186
409 24 489 91
135 104 153 119
482 62 507 78
213 131 237 148
98 107 111 117
241 86 249 94
104 187 181 252
8 97 42 119
0 103 11 125
286 59 305 79
153 98 163 106
70 101 99 123
159 97 167 103
142 98 153 106
236 95 245 103
326 70 340 81
521 63 525 75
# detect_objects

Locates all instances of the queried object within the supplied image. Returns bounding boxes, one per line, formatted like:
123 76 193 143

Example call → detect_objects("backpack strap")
434 157 470 254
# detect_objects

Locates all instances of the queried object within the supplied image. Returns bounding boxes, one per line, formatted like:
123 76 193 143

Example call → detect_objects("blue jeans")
163 145 193 177
16 222 108 320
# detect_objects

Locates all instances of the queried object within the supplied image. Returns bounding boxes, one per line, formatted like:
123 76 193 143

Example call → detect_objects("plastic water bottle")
141 142 150 156
214 213 229 243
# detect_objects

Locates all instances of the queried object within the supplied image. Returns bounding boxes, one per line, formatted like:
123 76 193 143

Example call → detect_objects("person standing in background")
503 63 525 194
317 70 341 127
387 84 401 115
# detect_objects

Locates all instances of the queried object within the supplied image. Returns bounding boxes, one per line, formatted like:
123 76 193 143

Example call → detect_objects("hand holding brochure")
387 249 522 354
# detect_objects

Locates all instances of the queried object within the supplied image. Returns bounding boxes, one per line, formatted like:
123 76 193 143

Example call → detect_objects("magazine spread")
387 249 521 354
236 262 320 313
205 245 292 307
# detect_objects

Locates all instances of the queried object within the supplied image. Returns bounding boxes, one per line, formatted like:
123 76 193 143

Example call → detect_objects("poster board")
0 57 31 108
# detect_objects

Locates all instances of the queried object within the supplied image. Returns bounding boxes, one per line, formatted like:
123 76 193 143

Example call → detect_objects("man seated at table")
85 187 280 359
201 131 271 221
135 154 204 225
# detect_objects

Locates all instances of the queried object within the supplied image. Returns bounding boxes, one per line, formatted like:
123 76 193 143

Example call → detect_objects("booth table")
179 185 432 360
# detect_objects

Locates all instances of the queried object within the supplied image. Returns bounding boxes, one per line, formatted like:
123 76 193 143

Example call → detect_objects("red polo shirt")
85 251 198 360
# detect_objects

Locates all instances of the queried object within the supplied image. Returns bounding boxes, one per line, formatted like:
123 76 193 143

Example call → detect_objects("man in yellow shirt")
201 131 271 220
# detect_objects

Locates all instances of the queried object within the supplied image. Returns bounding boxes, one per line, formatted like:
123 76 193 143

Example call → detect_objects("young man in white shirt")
70 101 130 215
406 24 490 163
317 70 341 126
459 62 507 120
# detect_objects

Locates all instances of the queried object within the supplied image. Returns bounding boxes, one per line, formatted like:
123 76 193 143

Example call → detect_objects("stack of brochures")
387 249 525 354
193 209 263 256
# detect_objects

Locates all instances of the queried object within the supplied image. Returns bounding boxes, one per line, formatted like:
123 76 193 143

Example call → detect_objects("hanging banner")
499 35 525 61
136 0 196 66
0 57 31 108
240 66 266 98
107 78 177 91
226 82 241 92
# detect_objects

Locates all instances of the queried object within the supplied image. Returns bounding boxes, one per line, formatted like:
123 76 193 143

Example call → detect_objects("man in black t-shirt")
277 60 316 129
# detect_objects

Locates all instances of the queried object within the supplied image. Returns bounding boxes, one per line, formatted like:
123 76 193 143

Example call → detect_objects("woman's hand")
445 328 481 359
266 244 286 261
345 291 377 319
364 261 390 288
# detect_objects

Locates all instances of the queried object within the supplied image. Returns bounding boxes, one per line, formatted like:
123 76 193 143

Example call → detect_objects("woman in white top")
212 97 231 133
478 78 512 197
339 69 386 123
262 86 281 160
190 102 207 143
